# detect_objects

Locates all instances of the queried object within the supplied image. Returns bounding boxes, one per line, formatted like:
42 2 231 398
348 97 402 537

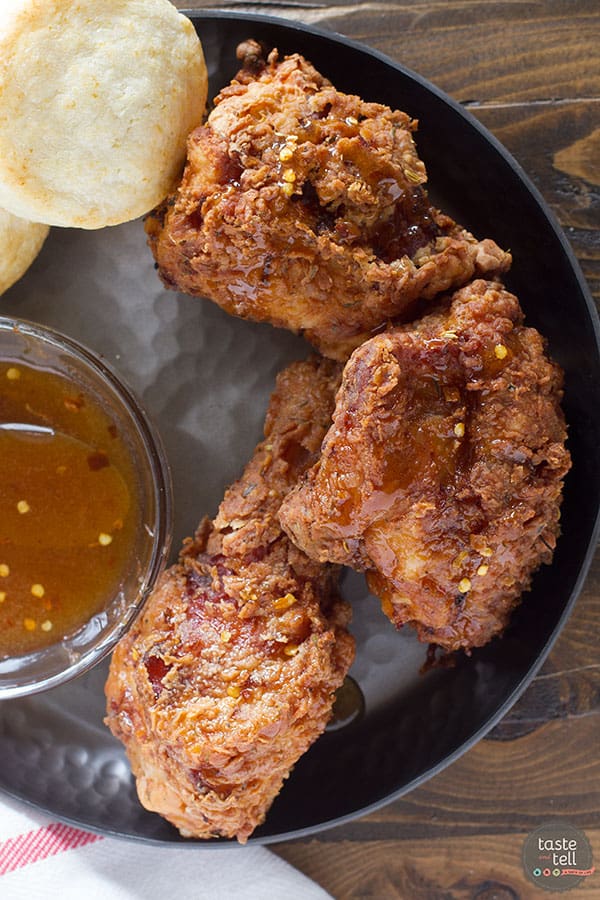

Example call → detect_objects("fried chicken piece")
279 281 571 652
105 358 353 843
146 42 511 361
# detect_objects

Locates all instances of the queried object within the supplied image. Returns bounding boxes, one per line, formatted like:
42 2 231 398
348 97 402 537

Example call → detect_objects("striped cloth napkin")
0 793 331 900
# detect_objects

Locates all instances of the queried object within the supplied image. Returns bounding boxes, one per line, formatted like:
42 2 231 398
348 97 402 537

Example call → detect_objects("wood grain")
177 3 600 896
276 832 600 898
472 101 600 300
179 0 600 104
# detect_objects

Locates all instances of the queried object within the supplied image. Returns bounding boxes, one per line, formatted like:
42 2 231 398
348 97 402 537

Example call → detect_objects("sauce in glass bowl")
0 360 140 657
0 317 172 697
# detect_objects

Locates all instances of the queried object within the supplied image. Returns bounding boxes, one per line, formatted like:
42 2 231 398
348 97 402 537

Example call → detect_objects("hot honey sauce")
0 358 139 657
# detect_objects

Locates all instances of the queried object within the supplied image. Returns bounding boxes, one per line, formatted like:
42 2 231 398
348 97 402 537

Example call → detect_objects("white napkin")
0 794 331 900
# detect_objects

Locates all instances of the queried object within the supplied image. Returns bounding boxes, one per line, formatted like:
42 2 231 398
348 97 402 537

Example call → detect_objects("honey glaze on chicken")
105 358 354 843
279 281 571 652
146 41 511 361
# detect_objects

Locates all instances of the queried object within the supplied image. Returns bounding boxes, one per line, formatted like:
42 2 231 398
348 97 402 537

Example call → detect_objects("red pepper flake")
87 450 109 471
107 424 118 439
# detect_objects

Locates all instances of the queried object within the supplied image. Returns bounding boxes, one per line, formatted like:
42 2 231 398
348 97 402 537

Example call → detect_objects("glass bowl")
0 316 173 698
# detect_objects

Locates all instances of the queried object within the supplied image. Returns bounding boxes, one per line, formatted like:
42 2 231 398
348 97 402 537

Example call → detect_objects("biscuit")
0 207 49 295
0 0 207 229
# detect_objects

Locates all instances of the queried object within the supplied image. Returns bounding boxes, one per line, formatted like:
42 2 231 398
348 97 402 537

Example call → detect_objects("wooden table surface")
178 3 600 897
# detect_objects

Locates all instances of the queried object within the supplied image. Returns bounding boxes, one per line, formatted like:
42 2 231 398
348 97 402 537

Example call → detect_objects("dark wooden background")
178 3 600 896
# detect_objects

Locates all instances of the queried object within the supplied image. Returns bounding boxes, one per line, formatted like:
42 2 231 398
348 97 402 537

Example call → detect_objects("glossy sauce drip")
371 187 439 262
276 116 436 258
0 360 138 657
330 362 466 533
382 375 463 489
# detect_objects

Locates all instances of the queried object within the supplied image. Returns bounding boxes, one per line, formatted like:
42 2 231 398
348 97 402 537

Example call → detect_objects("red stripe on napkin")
0 822 102 875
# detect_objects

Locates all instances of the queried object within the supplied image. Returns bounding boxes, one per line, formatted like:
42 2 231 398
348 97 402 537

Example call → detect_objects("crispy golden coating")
105 358 353 842
279 281 571 652
146 42 511 361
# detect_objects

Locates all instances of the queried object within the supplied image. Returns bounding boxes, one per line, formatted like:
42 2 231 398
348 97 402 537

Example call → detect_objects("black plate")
1 11 599 845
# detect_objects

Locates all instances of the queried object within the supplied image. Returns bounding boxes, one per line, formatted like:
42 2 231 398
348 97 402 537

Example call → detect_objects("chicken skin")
146 42 511 361
105 357 354 843
279 281 571 652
